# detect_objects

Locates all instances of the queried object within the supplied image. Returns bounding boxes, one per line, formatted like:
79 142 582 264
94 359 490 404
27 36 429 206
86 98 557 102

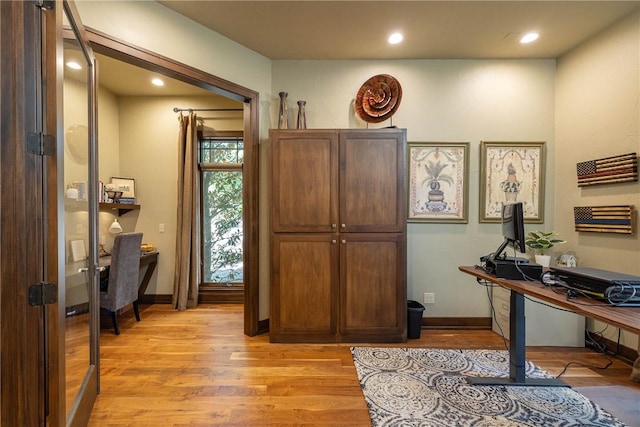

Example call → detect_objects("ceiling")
96 53 214 97
157 1 639 60
75 1 640 97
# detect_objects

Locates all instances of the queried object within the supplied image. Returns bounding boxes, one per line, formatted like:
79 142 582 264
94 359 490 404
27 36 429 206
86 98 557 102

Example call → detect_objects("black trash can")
407 300 425 339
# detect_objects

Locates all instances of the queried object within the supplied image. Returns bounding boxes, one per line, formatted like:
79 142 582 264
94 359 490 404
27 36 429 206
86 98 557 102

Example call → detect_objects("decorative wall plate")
355 74 402 123
65 124 88 164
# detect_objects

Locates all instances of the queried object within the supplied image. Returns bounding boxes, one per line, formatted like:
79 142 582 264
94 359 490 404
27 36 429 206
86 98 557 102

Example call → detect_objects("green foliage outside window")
201 137 244 283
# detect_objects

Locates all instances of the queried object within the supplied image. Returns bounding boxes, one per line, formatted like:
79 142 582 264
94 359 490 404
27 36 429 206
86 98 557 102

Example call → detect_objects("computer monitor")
493 202 526 260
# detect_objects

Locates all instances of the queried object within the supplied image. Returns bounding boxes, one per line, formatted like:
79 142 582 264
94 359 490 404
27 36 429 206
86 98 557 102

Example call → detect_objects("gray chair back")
100 232 143 313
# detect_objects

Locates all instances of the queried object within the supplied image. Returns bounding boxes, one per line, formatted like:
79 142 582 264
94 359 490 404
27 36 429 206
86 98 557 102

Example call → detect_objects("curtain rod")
173 107 242 113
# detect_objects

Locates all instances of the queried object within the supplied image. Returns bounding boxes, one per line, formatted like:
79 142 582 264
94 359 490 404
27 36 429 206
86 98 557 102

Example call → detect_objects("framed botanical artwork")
479 141 546 223
408 142 469 223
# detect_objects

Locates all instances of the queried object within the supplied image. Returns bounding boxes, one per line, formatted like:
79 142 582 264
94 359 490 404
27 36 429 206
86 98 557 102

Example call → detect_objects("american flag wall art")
574 205 635 234
576 153 637 187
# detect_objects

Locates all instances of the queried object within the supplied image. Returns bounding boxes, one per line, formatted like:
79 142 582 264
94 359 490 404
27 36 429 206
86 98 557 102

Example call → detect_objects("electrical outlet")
159 223 165 233
423 293 435 304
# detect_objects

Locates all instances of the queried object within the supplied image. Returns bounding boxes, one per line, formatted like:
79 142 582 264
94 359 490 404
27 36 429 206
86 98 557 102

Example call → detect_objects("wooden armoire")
269 128 407 343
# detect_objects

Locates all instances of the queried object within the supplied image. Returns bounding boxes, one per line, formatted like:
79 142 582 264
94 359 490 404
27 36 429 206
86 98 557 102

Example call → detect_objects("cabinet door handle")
341 239 346 244
331 223 337 228
340 223 346 228
331 239 337 244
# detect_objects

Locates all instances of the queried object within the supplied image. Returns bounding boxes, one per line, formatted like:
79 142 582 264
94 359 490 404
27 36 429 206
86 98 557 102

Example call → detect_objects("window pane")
202 170 243 283
200 138 243 163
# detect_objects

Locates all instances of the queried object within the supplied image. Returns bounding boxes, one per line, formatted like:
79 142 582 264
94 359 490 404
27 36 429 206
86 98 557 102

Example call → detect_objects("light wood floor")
85 304 639 426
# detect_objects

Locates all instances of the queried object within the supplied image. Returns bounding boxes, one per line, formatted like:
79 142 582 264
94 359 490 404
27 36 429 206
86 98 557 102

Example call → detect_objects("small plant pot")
534 254 551 267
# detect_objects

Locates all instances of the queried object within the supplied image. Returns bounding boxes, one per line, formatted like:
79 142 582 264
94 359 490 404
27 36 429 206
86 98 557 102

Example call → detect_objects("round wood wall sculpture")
355 74 402 123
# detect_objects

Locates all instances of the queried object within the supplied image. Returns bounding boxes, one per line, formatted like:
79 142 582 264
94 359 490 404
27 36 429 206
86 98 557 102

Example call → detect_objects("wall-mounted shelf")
99 202 140 216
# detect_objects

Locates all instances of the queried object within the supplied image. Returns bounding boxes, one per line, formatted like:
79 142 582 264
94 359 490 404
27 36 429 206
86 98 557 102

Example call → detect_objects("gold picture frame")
408 142 469 223
479 141 545 223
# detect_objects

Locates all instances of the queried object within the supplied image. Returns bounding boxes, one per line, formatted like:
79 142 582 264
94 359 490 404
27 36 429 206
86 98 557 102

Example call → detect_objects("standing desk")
459 265 640 387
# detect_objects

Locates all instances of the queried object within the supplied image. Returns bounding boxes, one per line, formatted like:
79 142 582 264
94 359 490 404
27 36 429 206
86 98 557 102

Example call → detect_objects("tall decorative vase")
296 100 307 129
278 91 288 129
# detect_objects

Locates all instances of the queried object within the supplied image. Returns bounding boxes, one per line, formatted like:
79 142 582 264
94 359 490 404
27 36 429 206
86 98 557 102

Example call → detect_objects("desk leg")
137 259 158 301
467 290 569 387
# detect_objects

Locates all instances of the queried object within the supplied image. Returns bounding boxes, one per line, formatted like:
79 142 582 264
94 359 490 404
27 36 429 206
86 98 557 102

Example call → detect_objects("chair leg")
133 300 141 322
110 311 120 335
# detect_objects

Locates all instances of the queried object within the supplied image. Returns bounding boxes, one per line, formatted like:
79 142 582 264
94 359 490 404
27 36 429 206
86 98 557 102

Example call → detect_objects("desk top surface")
459 265 640 336
65 251 158 278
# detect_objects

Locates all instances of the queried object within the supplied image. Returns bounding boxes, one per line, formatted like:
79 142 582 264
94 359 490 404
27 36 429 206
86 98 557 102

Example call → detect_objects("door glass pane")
202 170 243 283
62 4 98 420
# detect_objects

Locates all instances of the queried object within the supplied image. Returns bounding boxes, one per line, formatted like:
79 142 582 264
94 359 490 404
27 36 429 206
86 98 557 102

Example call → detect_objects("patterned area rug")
351 348 626 427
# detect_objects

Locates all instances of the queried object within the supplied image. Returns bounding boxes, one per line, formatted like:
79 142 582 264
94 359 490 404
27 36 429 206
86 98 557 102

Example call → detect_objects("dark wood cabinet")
269 129 407 343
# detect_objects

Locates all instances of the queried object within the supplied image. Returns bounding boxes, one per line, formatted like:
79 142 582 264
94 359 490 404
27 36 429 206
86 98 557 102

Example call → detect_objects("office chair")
100 232 143 335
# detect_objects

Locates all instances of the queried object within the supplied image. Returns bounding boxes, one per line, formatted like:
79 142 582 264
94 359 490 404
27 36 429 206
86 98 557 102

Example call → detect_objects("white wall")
75 1 272 100
116 95 242 295
556 10 640 349
273 59 556 317
76 2 640 349
64 80 120 254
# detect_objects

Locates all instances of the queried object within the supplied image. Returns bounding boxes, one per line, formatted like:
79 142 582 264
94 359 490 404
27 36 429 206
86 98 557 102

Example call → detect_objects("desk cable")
475 276 614 380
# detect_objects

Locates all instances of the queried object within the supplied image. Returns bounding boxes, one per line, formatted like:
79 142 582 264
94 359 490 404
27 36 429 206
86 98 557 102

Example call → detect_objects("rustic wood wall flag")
574 205 635 234
576 153 637 187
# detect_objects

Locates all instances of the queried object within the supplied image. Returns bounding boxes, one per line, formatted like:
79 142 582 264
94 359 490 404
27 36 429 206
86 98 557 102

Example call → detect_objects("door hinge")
29 283 57 306
34 0 54 10
27 132 55 156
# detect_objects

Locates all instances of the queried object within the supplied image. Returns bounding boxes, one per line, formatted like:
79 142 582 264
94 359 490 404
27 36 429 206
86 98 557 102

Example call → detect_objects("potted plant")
525 230 566 267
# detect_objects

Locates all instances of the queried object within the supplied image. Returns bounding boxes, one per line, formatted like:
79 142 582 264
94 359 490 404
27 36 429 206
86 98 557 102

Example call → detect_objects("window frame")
198 131 244 291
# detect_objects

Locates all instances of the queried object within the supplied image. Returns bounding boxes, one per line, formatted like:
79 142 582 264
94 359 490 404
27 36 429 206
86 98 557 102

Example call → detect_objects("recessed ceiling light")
151 78 165 87
388 32 403 45
66 61 82 70
520 32 539 44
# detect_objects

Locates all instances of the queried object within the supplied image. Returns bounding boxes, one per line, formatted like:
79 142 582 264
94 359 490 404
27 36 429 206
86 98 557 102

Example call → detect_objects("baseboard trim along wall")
423 317 492 330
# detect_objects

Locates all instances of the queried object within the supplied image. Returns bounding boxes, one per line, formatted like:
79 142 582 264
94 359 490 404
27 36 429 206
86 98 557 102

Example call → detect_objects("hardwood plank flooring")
83 304 639 426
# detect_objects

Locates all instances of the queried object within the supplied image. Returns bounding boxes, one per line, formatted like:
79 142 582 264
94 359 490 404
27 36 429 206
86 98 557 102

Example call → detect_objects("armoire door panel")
270 234 338 342
270 130 338 232
339 234 406 342
340 130 406 232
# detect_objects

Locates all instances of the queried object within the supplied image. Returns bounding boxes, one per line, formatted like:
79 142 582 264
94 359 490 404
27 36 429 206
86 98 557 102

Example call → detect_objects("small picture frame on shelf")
110 177 135 202
72 181 87 201
70 239 87 262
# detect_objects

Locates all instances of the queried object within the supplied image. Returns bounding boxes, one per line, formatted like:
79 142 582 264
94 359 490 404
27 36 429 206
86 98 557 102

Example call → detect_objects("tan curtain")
173 112 199 310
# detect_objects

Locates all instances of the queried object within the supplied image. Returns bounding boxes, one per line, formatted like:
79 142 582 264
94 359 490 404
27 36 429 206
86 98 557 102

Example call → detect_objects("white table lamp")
108 218 123 234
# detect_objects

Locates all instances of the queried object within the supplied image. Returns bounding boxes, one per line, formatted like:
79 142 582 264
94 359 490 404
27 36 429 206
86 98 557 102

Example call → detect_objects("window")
199 132 244 287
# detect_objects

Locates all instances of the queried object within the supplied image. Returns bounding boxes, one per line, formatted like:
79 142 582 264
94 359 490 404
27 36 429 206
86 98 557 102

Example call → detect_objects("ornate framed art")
408 142 469 223
479 141 545 223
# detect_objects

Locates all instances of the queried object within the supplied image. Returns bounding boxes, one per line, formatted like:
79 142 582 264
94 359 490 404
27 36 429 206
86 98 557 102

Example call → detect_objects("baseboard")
423 317 492 330
595 335 638 364
198 287 244 304
140 294 172 304
258 318 269 335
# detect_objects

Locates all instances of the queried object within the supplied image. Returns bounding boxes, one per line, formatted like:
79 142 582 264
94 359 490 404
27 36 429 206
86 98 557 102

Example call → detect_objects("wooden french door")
60 1 100 426
0 0 60 425
1 1 99 425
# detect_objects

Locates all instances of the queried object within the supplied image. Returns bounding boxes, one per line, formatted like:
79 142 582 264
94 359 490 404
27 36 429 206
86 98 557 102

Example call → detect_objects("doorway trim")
83 27 260 336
